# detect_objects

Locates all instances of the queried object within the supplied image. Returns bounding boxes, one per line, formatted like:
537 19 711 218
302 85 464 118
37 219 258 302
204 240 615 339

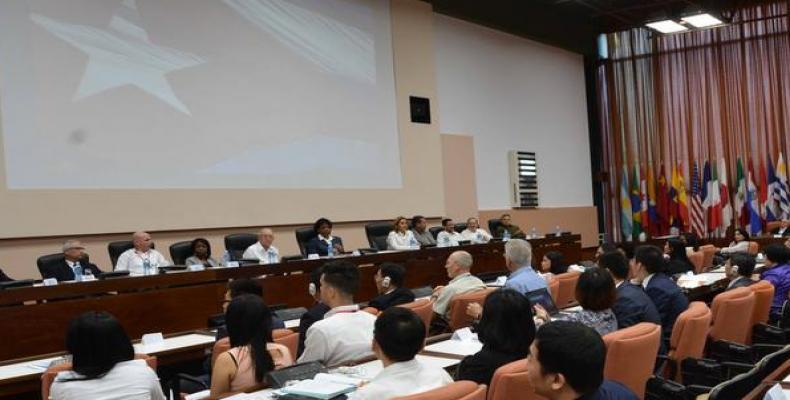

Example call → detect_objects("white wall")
434 14 593 209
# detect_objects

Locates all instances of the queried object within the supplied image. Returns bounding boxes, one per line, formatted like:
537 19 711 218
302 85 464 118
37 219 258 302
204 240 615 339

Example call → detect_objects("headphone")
308 282 317 297
731 265 739 273
382 276 391 288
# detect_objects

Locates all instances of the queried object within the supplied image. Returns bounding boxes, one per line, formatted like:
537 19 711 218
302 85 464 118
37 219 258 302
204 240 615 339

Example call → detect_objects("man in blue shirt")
503 239 547 294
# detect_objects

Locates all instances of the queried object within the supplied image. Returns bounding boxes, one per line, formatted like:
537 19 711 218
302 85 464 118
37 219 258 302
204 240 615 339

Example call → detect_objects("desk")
0 237 582 362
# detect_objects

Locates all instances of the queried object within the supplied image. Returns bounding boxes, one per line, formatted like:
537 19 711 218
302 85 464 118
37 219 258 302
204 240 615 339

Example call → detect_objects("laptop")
525 288 560 316
266 361 326 388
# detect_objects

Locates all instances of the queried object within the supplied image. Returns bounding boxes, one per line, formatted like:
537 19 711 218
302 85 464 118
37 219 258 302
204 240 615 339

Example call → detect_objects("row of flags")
619 153 790 240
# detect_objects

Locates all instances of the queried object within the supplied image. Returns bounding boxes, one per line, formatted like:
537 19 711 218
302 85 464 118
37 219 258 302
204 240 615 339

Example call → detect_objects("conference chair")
701 345 790 400
36 253 70 279
108 240 137 267
602 322 662 398
699 245 716 269
223 233 257 261
709 287 755 345
688 251 705 274
554 271 581 308
747 241 759 255
766 221 783 233
294 227 317 257
487 359 544 400
454 223 467 233
365 221 392 251
748 281 783 344
661 301 712 382
272 329 299 359
487 219 502 236
429 226 444 240
547 278 559 303
41 354 157 400
393 381 487 400
169 241 193 265
448 288 495 331
396 298 434 335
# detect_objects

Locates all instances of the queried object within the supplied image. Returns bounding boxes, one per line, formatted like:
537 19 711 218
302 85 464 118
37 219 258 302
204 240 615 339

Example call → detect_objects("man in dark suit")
304 217 344 256
297 265 330 357
632 245 689 341
725 253 756 290
598 251 661 330
772 220 790 237
40 240 102 281
368 263 415 311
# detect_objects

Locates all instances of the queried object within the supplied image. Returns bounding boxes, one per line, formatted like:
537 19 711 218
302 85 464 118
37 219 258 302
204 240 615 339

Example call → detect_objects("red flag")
656 164 670 235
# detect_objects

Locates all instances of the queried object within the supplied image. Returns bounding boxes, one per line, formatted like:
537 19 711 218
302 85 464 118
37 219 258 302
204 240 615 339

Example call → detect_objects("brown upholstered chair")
688 252 705 274
664 301 711 381
397 298 434 335
709 287 755 345
41 354 157 400
393 381 487 400
699 245 716 270
487 359 545 400
602 323 662 398
448 289 495 331
273 329 299 360
547 277 559 303
747 280 775 343
747 241 759 255
555 271 581 307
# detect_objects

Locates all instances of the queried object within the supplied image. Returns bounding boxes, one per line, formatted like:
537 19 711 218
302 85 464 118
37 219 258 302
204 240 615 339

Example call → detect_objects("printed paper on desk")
452 327 476 342
43 278 58 286
81 274 96 282
141 332 164 347
307 254 320 260
352 250 361 256
226 261 240 268
188 264 205 272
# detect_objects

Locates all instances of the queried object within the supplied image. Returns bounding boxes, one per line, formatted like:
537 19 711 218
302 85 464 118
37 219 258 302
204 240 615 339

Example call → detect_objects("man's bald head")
132 231 152 251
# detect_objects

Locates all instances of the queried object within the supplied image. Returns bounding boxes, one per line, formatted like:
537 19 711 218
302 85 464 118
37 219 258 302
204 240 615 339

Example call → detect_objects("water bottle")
476 232 483 243
73 262 83 282
221 251 231 266
503 230 511 241
444 235 451 246
143 258 151 276
410 237 419 248
327 242 334 258
555 225 561 236
531 227 538 239
83 268 94 281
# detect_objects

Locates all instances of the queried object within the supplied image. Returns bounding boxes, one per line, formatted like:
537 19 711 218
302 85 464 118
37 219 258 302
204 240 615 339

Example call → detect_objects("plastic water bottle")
327 242 334 258
531 227 538 239
410 236 419 248
83 268 94 281
221 251 231 266
503 230 511 241
476 233 483 243
143 259 151 276
73 262 83 282
555 225 561 236
444 235 451 246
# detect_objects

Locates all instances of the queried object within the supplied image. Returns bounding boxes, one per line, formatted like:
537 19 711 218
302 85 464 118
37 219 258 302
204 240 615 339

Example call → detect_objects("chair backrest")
273 329 299 361
602 322 662 398
36 253 66 279
548 277 559 303
41 354 157 400
448 289 495 331
749 280 775 326
555 271 581 308
169 241 193 265
699 245 716 269
362 306 380 315
429 227 444 240
294 227 317 257
487 359 544 400
688 251 705 274
487 219 502 236
454 223 468 233
397 298 434 335
668 301 712 382
224 233 258 261
365 221 392 250
747 241 759 255
393 381 485 400
710 287 756 344
708 345 790 400
108 240 134 267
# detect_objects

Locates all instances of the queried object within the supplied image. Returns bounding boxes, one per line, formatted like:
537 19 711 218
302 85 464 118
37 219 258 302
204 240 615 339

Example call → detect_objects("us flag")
690 163 706 236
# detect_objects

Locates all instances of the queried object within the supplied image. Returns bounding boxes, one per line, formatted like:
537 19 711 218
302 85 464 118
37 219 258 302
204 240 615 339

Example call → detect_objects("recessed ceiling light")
645 20 689 34
682 13 724 28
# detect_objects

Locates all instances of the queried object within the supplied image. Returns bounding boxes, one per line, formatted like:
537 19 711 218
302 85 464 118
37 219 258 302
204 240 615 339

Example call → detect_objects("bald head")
258 228 274 248
132 231 152 252
445 250 473 279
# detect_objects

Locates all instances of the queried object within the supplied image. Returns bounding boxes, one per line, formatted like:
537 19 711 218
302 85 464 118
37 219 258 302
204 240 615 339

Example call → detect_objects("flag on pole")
708 162 722 234
747 161 762 236
647 167 659 235
640 165 649 235
631 166 642 238
719 158 733 235
657 165 670 235
690 162 706 237
735 158 747 227
677 162 690 231
700 161 712 234
766 156 780 222
620 166 633 241
759 158 769 220
669 165 679 228
776 153 790 219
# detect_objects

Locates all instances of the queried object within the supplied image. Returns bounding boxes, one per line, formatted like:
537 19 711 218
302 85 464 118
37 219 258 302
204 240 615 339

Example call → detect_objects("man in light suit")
598 251 660 330
725 253 756 290
40 240 102 281
632 245 689 341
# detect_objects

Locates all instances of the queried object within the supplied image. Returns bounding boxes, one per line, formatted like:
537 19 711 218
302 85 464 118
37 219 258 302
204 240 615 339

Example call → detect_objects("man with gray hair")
40 239 102 281
503 239 546 294
430 250 486 319
243 228 279 264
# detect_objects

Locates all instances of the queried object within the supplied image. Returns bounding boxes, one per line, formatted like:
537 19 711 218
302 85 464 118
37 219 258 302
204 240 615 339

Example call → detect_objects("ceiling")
423 0 772 55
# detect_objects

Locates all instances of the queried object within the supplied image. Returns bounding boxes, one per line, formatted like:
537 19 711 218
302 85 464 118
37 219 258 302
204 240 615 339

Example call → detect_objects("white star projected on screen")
30 0 205 114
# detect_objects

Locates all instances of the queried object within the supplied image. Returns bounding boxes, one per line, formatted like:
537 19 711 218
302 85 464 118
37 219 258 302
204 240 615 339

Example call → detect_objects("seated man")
436 218 463 247
431 251 487 320
115 231 170 274
772 219 790 236
460 217 492 244
368 263 415 311
631 245 688 341
305 218 344 256
243 228 279 264
598 251 660 330
526 321 638 400
298 261 376 366
216 278 285 339
725 253 756 290
351 308 453 400
41 240 102 281
503 239 547 294
494 213 526 239
410 215 436 247
297 266 330 357
760 244 790 321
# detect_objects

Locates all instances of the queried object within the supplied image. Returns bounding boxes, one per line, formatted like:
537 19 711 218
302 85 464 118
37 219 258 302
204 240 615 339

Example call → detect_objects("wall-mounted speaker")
409 96 431 124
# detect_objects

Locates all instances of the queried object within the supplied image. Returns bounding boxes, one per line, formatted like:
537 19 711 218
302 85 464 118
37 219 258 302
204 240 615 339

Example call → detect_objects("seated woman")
455 289 535 386
718 228 751 255
539 251 566 281
664 238 694 275
304 218 344 256
211 294 293 396
534 267 618 336
185 238 219 268
386 216 419 250
460 217 492 244
760 244 790 322
50 311 165 400
368 263 415 311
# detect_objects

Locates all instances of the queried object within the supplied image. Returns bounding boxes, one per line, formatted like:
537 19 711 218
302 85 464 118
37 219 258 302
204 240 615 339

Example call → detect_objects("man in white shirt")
351 308 453 400
460 217 492 244
436 218 463 247
242 228 279 264
431 251 486 319
115 231 170 275
298 261 376 366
